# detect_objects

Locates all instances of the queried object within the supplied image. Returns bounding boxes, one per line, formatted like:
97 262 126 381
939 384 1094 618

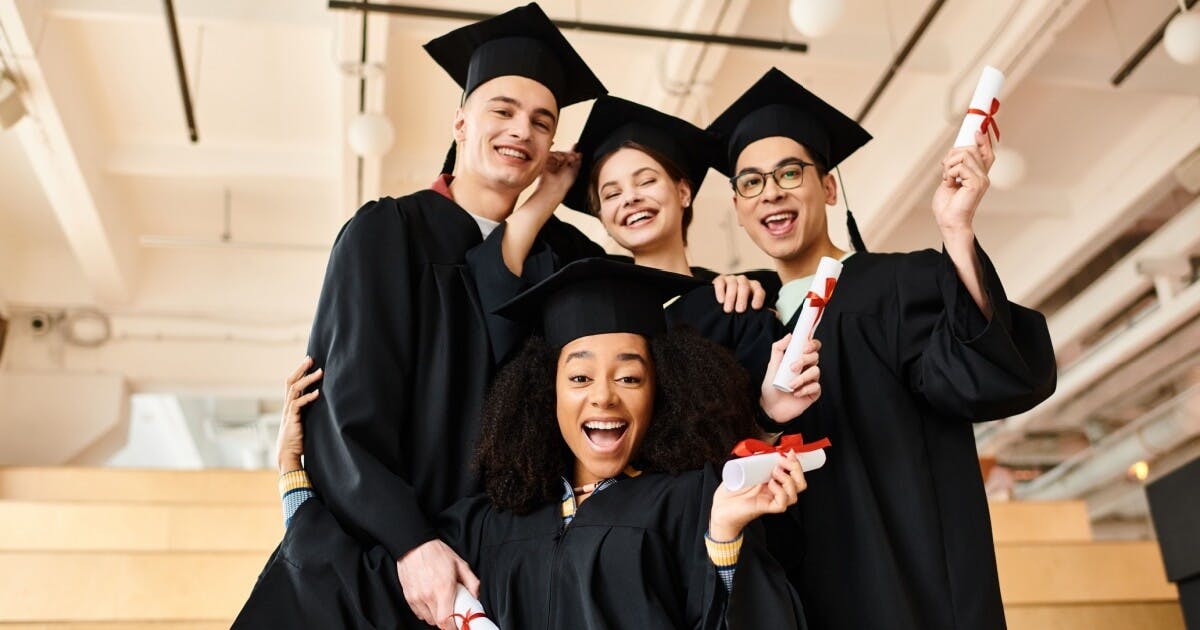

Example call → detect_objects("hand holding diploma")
449 584 500 630
770 256 841 394
722 433 832 492
710 451 809 542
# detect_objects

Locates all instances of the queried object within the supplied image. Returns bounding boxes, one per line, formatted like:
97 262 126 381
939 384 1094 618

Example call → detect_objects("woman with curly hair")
240 259 819 629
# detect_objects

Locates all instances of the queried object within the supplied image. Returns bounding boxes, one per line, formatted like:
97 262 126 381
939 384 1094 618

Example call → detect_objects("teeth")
764 212 794 224
625 211 653 226
584 420 628 430
496 147 528 159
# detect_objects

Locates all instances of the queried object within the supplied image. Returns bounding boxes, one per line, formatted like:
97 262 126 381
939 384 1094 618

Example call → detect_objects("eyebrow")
564 350 647 365
735 156 804 177
565 350 593 363
616 353 648 365
487 95 558 124
600 166 659 191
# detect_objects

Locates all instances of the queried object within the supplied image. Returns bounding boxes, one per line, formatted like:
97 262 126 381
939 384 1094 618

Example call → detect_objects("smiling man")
707 68 1057 630
237 5 607 629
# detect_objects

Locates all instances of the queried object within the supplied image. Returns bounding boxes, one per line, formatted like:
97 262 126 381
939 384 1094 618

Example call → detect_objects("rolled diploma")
453 584 499 630
953 65 1004 148
722 449 827 491
771 256 842 392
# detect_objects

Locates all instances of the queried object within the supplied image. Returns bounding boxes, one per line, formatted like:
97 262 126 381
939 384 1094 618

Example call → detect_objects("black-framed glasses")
729 160 814 198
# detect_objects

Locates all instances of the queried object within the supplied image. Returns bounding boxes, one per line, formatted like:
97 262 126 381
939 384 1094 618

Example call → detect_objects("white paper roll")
954 66 1005 148
452 584 499 630
722 449 827 491
772 256 843 392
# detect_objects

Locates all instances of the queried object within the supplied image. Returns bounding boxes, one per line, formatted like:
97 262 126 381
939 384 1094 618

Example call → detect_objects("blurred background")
1 0 1199 627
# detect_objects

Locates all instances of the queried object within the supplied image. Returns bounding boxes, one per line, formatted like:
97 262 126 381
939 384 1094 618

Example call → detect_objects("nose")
507 114 533 142
761 174 785 202
589 379 617 408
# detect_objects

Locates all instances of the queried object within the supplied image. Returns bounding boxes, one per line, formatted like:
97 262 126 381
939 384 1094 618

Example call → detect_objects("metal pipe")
327 1 807 53
1110 0 1199 87
1014 385 1200 501
162 0 197 143
855 0 946 123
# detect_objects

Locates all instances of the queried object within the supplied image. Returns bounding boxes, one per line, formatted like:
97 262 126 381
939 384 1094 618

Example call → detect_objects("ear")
677 179 693 208
822 172 838 207
452 107 467 144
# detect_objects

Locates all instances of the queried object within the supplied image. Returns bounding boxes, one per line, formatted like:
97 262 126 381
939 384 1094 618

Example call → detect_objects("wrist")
938 224 975 246
278 455 302 474
708 518 743 542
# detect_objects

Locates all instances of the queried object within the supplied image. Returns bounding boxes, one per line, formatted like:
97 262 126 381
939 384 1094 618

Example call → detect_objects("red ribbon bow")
805 277 837 334
967 97 1001 143
451 610 487 630
732 433 832 458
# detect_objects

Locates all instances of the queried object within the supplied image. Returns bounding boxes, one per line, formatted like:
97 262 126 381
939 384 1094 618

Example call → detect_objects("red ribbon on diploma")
732 433 832 458
450 610 487 630
805 277 837 333
967 98 1001 143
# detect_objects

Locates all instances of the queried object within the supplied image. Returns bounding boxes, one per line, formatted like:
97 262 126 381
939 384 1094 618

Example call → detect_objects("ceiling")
2 0 1199 537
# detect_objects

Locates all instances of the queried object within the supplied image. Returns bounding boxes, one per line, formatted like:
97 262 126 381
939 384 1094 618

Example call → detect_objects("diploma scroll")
452 584 499 630
953 66 1004 148
722 448 827 492
771 256 842 392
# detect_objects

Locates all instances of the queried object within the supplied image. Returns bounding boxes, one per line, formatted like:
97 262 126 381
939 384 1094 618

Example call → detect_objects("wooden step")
1005 601 1186 630
0 551 264 622
0 501 280 552
996 541 1176 604
0 467 277 505
989 500 1092 543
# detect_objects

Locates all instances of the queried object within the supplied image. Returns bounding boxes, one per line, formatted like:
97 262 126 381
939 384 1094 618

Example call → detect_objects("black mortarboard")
563 96 719 214
494 258 702 348
423 3 606 109
706 67 872 176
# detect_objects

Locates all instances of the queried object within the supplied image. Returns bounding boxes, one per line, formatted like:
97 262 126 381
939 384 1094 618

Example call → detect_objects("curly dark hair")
474 327 757 514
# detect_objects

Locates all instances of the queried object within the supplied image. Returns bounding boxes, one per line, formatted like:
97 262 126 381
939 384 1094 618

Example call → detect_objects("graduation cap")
425 3 606 175
563 96 719 214
424 3 606 109
707 67 871 176
707 67 874 251
494 258 703 348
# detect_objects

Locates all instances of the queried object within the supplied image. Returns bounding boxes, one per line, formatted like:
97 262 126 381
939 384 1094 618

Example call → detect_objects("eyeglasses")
729 160 814 199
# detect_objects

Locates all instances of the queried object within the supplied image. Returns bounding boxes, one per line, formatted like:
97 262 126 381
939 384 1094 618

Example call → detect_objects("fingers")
749 279 766 310
294 388 320 410
975 130 995 171
294 367 323 393
712 276 727 305
434 581 458 630
734 275 751 313
286 356 313 388
785 365 820 395
457 557 481 599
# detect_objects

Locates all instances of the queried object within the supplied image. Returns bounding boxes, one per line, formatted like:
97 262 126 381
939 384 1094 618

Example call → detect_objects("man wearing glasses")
707 68 1057 630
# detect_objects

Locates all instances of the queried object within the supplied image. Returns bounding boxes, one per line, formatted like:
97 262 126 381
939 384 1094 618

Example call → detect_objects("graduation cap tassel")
846 210 868 254
441 142 457 176
835 166 868 253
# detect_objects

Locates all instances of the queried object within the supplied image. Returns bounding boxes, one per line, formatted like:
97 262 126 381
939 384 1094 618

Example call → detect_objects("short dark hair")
586 141 696 245
473 328 756 514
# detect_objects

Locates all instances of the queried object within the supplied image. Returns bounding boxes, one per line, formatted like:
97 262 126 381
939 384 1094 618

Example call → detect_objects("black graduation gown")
299 190 601 564
235 467 808 629
764 244 1056 630
663 266 782 404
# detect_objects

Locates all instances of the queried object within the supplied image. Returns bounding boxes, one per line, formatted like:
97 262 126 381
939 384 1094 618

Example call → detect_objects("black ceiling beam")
1111 0 1199 87
162 0 198 143
854 0 946 123
327 1 807 53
